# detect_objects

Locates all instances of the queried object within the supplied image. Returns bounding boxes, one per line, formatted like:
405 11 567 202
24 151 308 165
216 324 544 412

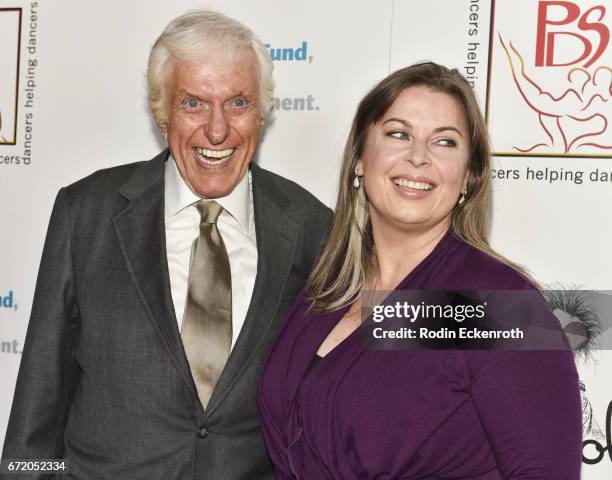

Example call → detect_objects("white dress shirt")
164 156 257 349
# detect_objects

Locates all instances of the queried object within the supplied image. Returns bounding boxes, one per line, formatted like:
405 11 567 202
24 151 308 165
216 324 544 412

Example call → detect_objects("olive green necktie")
181 200 232 410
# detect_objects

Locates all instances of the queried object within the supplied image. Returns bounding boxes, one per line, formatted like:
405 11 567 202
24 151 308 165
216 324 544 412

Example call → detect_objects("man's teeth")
195 147 234 162
394 178 433 191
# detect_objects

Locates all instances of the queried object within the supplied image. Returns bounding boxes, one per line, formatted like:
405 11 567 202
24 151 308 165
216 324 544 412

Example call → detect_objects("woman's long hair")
307 62 533 312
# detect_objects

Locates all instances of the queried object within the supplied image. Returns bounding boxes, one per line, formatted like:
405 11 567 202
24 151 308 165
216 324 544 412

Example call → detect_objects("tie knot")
196 200 223 224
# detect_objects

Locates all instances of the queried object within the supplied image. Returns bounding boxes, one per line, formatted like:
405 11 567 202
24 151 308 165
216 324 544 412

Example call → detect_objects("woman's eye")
437 138 457 147
388 131 409 140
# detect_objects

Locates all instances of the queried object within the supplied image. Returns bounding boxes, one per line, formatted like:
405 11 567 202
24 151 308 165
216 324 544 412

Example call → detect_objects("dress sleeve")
258 291 311 479
468 349 582 479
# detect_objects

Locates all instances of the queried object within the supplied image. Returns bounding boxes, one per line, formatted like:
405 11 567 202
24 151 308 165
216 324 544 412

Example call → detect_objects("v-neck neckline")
310 229 456 366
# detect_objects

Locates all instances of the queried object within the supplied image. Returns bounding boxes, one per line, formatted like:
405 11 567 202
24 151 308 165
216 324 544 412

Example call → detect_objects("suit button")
198 426 208 439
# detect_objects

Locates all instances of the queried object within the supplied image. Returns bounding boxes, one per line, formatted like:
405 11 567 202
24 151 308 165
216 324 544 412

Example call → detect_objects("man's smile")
194 147 235 165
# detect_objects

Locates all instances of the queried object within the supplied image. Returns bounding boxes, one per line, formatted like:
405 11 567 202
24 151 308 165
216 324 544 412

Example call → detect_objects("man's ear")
158 121 168 140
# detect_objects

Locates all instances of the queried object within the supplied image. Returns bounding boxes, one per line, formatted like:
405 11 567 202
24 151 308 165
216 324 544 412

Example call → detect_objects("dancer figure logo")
0 8 22 146
486 0 611 158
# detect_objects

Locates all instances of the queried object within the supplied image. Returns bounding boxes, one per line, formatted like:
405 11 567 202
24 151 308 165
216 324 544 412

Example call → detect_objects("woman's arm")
469 349 582 479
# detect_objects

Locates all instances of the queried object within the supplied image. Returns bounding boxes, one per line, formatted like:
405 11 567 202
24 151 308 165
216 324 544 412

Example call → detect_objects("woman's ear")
355 160 364 176
462 170 470 192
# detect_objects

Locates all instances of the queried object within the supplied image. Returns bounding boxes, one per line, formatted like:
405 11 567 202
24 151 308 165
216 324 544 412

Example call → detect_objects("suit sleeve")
2 188 81 478
468 349 582 479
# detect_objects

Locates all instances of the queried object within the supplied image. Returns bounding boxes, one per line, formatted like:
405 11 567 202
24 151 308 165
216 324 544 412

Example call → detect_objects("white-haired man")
2 10 331 480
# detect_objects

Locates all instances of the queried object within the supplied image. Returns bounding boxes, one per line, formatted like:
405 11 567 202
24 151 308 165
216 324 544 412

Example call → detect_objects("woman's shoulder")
444 233 536 291
278 287 332 332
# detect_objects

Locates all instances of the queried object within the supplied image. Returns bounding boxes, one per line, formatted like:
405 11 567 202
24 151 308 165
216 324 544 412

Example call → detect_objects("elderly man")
2 10 331 480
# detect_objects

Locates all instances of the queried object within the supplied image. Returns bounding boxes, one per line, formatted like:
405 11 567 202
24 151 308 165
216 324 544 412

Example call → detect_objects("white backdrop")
0 0 610 477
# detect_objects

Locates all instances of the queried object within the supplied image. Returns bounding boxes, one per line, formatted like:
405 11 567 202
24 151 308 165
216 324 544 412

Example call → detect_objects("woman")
258 63 581 479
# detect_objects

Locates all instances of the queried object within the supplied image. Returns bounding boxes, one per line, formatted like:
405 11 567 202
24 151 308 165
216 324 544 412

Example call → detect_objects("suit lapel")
112 155 299 415
112 150 197 398
203 164 298 420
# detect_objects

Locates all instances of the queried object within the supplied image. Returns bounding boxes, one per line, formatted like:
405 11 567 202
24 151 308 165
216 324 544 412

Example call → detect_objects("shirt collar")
164 154 251 233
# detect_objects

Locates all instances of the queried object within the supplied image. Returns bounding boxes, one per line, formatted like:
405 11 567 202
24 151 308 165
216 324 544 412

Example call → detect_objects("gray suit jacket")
2 150 332 479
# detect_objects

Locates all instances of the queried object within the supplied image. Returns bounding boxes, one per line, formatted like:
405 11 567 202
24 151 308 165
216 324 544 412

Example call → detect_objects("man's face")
165 50 261 198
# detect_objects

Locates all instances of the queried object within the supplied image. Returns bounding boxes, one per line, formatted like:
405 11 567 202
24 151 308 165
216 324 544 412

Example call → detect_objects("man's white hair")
147 9 274 130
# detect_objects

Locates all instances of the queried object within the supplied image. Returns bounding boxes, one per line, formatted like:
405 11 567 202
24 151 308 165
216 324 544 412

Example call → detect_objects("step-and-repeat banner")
0 0 610 476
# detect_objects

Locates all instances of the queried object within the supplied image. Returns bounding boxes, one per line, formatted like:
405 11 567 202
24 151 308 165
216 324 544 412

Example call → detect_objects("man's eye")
226 97 248 110
388 131 408 140
187 98 199 108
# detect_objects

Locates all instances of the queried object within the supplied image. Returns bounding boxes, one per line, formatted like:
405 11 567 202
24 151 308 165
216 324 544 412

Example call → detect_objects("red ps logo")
535 1 609 68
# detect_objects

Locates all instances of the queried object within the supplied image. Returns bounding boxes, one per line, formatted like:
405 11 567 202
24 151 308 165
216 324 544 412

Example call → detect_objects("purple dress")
258 231 582 479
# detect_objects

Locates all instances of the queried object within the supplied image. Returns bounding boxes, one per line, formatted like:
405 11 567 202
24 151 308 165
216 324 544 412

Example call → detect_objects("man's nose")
205 107 230 145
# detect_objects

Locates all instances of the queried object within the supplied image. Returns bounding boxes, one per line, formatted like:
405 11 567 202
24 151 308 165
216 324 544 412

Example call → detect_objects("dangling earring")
353 174 361 189
458 189 467 205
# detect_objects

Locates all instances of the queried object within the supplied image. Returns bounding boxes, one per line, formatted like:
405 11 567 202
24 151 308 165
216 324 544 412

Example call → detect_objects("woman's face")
356 86 470 235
